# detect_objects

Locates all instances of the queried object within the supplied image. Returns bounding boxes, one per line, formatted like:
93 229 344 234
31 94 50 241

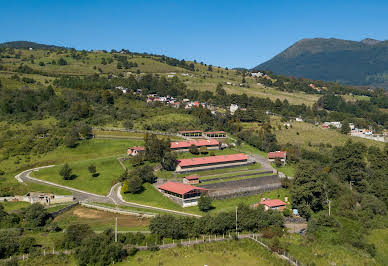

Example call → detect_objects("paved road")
16 166 200 217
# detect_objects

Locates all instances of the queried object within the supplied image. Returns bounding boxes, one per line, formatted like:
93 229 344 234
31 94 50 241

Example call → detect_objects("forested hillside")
255 38 388 88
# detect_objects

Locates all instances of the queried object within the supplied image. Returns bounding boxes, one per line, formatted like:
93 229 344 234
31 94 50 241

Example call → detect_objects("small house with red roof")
267 151 287 165
176 153 249 173
183 175 200 185
127 146 145 156
158 181 207 207
260 199 286 211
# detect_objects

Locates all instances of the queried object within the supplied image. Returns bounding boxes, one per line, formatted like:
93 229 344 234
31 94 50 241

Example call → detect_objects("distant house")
204 131 227 138
259 199 286 211
322 122 342 129
295 117 303 122
230 104 239 115
177 130 203 138
183 175 200 184
267 151 287 165
158 181 207 207
127 146 145 156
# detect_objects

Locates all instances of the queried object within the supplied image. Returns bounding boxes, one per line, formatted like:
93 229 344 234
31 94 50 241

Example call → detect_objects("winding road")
16 166 201 217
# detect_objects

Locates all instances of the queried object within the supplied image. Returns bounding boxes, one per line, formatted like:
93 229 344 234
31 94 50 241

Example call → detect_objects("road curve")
16 166 201 217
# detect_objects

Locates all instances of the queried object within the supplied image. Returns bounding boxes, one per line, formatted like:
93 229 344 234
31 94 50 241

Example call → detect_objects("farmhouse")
183 175 200 184
267 151 287 165
175 153 249 173
158 181 207 207
127 146 145 156
178 130 203 137
204 131 227 138
170 139 220 152
259 199 286 211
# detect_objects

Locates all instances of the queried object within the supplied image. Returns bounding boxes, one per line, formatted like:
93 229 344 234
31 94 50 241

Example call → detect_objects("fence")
208 183 282 199
92 127 179 137
50 201 79 218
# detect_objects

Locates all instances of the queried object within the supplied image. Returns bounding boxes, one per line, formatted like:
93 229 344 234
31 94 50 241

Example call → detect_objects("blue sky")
1 0 388 68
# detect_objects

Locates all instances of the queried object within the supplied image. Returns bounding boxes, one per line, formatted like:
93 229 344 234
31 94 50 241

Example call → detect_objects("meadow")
119 239 288 266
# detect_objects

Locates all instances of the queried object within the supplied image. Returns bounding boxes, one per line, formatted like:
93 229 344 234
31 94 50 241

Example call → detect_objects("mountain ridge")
254 37 388 88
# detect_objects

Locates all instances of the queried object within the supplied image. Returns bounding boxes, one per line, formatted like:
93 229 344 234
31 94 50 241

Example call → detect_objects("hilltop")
0 40 67 50
254 37 388 88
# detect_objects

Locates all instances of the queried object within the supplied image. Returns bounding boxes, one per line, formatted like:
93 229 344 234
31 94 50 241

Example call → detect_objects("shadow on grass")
92 173 100 178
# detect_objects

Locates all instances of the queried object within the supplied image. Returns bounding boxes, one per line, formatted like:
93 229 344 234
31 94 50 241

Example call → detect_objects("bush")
59 163 72 180
198 194 213 212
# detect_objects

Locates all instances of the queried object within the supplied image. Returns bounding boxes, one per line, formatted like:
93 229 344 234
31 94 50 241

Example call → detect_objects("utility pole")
235 206 238 234
349 181 354 191
328 200 331 216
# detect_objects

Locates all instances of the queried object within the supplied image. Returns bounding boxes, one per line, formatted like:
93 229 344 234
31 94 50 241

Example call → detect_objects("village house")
175 153 249 173
230 104 239 115
259 199 286 211
267 151 287 165
204 131 227 138
322 121 342 129
158 181 207 207
182 175 200 184
127 146 145 156
177 130 203 138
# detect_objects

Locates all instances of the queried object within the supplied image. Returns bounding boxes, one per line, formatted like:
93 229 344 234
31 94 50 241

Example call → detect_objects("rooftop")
158 182 207 195
260 199 286 207
178 130 203 134
204 131 226 134
130 146 145 151
170 139 219 149
267 151 286 159
184 175 199 180
178 153 248 167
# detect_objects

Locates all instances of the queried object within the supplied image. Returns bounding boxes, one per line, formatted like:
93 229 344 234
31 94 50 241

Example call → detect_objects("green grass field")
272 163 296 177
0 201 30 212
119 239 288 266
176 163 261 178
367 228 388 265
32 156 123 195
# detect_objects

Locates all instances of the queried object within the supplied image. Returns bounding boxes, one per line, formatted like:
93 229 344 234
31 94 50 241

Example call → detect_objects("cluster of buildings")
350 124 387 142
146 94 219 112
308 83 327 92
322 121 342 129
0 192 74 206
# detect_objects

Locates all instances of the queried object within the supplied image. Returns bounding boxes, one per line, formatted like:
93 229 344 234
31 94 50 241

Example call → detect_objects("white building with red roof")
176 153 249 172
267 151 287 165
182 174 200 184
158 181 207 207
259 199 286 211
127 146 145 156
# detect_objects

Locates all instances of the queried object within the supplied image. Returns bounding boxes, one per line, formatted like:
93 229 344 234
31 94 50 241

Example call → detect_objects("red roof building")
260 199 286 211
267 151 287 165
158 182 207 207
176 153 248 172
127 146 145 156
170 139 219 151
183 174 200 184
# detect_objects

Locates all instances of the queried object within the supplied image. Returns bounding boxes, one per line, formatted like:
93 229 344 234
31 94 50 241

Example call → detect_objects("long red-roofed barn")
170 139 220 152
158 181 207 207
175 153 249 173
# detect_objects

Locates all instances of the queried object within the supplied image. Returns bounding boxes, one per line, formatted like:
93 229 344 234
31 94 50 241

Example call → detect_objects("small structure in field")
158 181 207 207
183 175 200 184
259 199 286 211
177 130 203 138
204 131 227 138
175 153 249 173
1 192 74 206
127 146 145 156
267 151 287 165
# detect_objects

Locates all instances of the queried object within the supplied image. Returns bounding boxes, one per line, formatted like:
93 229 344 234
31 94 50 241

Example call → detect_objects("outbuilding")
260 199 286 211
183 175 200 184
267 151 287 165
158 181 207 207
127 146 145 156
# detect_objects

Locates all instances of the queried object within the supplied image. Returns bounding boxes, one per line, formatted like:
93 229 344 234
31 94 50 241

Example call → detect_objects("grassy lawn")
200 172 275 185
199 168 266 180
54 205 150 231
122 183 202 215
1 201 30 212
272 163 296 177
92 202 169 217
367 228 388 265
32 156 123 195
119 239 288 266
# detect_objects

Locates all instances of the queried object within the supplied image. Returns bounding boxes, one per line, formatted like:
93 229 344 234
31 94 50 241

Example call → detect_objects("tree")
189 144 199 155
88 164 97 177
57 58 67 65
123 120 133 130
79 123 92 139
274 157 283 167
63 224 94 249
23 203 49 227
161 151 177 171
64 133 78 148
121 180 129 193
341 122 351 134
127 175 143 193
198 194 213 212
59 163 72 180
137 165 156 183
200 146 208 154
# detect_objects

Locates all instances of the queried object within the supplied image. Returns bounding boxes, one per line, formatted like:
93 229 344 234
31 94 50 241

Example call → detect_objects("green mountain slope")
254 38 388 88
0 40 66 50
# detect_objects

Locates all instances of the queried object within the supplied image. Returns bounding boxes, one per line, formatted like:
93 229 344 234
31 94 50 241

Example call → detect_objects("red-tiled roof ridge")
204 131 226 134
178 130 203 134
267 151 286 159
177 153 248 167
158 181 207 195
170 139 219 149
130 146 145 151
184 175 199 180
260 199 286 207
